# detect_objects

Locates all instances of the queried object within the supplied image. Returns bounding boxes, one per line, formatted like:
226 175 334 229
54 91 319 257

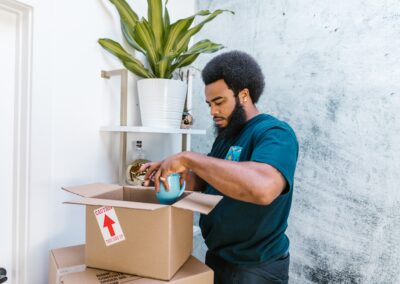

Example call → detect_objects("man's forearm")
180 151 285 205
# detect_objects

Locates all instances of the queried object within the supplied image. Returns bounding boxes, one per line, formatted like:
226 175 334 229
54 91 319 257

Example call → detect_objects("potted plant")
99 0 233 128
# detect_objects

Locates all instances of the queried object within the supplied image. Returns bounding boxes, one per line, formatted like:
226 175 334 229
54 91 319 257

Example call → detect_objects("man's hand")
154 153 189 192
139 152 189 192
139 160 162 187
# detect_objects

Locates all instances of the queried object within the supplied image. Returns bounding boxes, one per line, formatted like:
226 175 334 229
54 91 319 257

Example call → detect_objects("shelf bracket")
181 67 196 152
101 69 128 184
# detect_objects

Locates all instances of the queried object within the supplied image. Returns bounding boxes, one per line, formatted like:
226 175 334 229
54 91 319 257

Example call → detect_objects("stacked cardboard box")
49 245 213 284
49 183 222 283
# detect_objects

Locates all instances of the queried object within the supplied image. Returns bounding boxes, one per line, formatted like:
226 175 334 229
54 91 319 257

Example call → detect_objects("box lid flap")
62 183 122 198
172 192 223 214
64 197 167 211
51 244 85 269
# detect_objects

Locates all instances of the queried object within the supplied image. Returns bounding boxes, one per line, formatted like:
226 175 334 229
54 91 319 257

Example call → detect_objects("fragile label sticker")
94 206 125 246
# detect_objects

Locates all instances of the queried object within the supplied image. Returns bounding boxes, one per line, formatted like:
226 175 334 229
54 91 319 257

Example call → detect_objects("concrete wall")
192 0 400 283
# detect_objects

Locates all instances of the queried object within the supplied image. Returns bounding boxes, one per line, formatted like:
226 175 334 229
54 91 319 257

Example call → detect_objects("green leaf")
109 0 145 53
157 56 172 78
171 53 200 70
182 39 224 55
99 38 133 61
175 9 234 55
159 1 171 78
110 0 139 25
98 38 154 78
157 10 210 78
169 40 224 72
163 10 211 57
133 18 159 75
148 0 164 52
121 22 146 54
123 61 155 78
163 2 170 42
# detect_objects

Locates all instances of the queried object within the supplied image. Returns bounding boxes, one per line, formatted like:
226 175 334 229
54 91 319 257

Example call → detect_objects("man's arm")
140 161 206 192
157 151 286 205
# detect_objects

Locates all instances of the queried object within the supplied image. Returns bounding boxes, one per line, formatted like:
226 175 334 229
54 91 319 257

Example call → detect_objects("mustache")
213 116 226 120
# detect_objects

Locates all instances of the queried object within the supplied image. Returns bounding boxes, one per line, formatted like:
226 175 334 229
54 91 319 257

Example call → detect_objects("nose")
210 105 218 117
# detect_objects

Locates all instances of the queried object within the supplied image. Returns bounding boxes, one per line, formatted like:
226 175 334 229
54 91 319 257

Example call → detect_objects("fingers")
139 162 152 174
143 176 155 187
155 169 168 192
160 174 170 192
142 161 162 185
180 171 188 189
143 169 157 187
155 168 170 192
154 169 161 192
143 156 187 190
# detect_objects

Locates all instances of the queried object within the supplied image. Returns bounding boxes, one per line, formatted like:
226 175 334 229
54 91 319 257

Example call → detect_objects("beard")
214 97 247 140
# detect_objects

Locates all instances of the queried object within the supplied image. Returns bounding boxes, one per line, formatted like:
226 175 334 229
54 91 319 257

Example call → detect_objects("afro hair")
201 50 265 103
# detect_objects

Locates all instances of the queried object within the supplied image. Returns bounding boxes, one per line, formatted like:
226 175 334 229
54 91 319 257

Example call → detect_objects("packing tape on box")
56 264 86 284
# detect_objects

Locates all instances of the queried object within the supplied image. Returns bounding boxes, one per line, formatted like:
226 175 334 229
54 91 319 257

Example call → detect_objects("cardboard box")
48 245 87 284
62 183 221 280
49 244 214 284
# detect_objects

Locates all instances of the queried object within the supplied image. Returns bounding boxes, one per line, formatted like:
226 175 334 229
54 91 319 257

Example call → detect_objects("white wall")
0 7 17 283
48 0 195 246
3 0 196 283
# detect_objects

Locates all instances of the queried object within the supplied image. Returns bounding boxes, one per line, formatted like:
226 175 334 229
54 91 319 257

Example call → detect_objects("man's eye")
215 101 223 106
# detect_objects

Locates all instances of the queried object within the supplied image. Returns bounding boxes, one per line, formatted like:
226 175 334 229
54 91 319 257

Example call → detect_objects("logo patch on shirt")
225 146 243 161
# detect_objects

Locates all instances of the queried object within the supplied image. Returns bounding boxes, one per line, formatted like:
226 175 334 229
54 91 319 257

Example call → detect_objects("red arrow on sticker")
103 214 116 237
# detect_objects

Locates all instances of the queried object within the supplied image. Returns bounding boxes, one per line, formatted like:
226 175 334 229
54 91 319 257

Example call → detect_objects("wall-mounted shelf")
100 126 206 135
101 68 205 185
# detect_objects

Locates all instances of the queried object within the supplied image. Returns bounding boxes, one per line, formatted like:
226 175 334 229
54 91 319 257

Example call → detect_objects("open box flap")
172 192 223 215
64 197 167 211
62 183 122 198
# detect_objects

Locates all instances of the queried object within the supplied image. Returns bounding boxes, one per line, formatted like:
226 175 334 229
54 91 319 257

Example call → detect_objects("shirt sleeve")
250 125 299 194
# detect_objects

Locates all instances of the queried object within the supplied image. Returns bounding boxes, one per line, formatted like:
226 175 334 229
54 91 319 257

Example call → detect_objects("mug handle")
178 180 186 197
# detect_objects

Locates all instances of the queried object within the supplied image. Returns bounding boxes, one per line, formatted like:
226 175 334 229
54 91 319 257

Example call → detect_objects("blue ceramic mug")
156 173 186 205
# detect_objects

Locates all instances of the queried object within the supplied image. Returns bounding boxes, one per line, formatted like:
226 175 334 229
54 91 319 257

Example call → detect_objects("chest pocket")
225 146 243 161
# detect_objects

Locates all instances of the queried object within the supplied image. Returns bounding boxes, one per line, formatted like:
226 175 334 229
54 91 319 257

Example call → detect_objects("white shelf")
100 126 206 135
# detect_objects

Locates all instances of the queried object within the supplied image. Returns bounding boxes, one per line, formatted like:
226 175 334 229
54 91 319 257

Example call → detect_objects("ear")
239 88 250 104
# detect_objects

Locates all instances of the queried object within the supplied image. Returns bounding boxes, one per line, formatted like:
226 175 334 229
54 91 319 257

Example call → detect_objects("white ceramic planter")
137 79 187 128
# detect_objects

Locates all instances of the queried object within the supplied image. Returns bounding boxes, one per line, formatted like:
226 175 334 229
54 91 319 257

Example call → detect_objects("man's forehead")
205 92 227 101
205 79 233 101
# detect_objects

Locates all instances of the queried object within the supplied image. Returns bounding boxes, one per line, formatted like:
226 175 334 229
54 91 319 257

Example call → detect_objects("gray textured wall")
191 1 400 283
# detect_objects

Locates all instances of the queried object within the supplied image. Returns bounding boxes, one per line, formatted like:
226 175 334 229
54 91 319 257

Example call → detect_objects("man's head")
201 51 265 138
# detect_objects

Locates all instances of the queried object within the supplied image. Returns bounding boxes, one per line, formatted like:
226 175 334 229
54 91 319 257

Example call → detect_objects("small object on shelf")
125 140 151 186
181 111 193 129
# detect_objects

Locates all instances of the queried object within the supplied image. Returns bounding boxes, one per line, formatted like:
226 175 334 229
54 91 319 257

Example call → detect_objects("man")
140 51 299 284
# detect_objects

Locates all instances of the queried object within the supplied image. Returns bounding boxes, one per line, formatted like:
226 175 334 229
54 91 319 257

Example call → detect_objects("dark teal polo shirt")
199 113 299 265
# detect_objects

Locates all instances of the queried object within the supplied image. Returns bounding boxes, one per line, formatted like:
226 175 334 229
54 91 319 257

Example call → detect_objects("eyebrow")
206 96 224 104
